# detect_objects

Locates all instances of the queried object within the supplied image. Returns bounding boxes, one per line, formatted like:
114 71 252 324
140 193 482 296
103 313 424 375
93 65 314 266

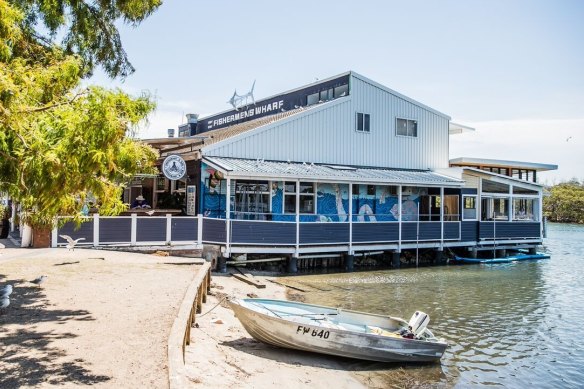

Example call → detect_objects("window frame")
395 117 418 137
462 195 478 221
355 112 371 133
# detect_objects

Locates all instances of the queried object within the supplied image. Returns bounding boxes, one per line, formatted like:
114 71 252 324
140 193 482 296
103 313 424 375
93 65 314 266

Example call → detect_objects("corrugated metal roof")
204 157 464 186
450 157 558 171
143 106 308 157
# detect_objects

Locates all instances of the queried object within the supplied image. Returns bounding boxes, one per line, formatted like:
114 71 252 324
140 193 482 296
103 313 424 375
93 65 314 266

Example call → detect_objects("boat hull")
228 298 447 363
454 253 550 264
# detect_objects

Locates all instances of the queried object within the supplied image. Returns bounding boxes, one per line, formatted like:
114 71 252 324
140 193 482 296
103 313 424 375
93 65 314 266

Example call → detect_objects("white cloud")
450 118 584 184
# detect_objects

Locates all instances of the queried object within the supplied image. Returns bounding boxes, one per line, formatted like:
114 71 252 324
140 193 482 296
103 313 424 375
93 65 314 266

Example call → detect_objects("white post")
197 214 203 245
348 183 353 255
398 185 402 253
225 178 231 255
416 201 420 268
295 180 300 253
10 201 16 232
93 214 99 247
51 224 58 248
166 214 172 244
440 186 444 250
131 213 137 246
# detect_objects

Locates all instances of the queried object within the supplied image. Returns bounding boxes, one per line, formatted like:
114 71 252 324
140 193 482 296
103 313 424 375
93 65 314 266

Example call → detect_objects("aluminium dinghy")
228 298 447 363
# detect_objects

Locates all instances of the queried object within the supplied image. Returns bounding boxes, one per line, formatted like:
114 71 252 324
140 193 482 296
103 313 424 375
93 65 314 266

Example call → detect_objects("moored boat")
228 298 447 363
453 252 550 264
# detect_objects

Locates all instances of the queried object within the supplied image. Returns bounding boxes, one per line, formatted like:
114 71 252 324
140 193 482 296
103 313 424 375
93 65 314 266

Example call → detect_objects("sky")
90 0 584 184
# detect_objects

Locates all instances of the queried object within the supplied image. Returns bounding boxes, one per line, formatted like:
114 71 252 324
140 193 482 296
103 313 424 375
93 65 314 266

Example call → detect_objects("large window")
482 180 510 194
513 198 538 221
306 92 318 106
334 84 348 98
299 182 315 213
396 118 417 137
234 180 269 219
481 197 509 221
284 182 296 213
356 113 370 132
284 182 316 214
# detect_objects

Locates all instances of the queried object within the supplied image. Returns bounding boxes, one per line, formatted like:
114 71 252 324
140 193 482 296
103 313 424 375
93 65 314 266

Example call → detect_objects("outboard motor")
408 311 430 338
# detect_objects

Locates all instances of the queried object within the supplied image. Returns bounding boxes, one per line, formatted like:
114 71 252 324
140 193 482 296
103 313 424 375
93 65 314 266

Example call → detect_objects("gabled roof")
204 157 464 187
350 71 451 120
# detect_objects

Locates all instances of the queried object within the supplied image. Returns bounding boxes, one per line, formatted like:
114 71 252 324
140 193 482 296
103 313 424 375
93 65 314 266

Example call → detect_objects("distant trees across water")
544 181 584 224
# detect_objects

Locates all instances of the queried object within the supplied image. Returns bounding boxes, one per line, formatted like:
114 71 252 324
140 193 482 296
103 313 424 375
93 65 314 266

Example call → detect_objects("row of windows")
306 84 349 106
355 113 418 137
462 195 539 221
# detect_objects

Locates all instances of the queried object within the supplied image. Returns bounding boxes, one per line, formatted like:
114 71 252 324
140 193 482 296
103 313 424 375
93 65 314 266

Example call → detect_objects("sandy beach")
1 246 421 388
0 248 202 388
184 273 368 389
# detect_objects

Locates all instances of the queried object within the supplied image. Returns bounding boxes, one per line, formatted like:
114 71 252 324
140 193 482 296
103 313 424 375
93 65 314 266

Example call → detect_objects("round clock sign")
162 155 187 180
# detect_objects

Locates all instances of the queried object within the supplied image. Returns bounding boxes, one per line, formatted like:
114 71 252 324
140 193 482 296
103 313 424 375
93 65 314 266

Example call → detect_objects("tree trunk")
32 227 51 248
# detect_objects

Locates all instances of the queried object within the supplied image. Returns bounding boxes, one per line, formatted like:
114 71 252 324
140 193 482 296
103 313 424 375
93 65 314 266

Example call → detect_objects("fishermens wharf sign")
196 74 351 133
208 100 284 129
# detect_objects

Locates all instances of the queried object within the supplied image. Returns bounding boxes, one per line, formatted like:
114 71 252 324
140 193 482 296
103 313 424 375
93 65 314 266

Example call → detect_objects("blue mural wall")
200 162 226 218
199 169 422 222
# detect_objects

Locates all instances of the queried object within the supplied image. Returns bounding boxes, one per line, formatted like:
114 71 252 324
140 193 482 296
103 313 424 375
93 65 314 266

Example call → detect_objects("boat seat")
366 326 402 338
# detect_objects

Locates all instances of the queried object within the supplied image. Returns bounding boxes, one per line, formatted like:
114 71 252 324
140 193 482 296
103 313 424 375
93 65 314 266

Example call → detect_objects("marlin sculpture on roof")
228 80 256 110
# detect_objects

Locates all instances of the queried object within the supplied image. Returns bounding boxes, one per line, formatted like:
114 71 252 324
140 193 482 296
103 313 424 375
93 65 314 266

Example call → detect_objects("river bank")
184 272 425 389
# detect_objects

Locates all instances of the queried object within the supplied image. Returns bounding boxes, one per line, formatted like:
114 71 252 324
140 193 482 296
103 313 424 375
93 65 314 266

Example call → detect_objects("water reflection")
281 223 584 388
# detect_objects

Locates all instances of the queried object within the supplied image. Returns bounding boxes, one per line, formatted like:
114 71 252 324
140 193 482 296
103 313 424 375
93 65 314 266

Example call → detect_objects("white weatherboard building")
56 71 557 270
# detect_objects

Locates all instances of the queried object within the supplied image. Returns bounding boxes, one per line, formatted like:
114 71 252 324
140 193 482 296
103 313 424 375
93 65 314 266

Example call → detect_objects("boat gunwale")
230 298 448 347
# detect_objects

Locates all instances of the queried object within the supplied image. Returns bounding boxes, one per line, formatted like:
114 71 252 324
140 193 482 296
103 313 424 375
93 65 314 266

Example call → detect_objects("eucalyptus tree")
0 0 161 233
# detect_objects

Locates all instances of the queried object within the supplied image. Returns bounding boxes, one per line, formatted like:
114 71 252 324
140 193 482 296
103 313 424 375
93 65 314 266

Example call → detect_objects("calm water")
281 223 584 388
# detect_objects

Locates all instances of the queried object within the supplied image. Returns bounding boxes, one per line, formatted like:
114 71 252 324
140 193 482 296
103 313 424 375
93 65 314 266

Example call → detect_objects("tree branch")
19 89 88 114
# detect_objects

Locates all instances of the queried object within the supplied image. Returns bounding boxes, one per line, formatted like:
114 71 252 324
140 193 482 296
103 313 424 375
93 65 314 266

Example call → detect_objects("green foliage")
543 181 584 224
9 0 162 78
0 0 160 230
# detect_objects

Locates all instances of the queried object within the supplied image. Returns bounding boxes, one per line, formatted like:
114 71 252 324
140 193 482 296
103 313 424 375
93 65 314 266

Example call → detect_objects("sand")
184 273 367 389
0 248 203 388
1 247 419 388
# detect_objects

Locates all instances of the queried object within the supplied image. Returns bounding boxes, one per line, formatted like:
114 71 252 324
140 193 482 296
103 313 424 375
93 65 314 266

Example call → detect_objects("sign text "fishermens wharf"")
208 100 284 129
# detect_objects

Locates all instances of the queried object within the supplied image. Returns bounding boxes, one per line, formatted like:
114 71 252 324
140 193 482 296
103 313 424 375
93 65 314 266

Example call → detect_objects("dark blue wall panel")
202 218 226 243
461 221 478 241
352 223 399 243
299 223 349 245
479 222 541 239
444 222 460 240
419 222 441 240
401 223 417 241
99 218 131 243
172 218 198 241
136 218 166 242
401 222 442 241
231 221 296 245
58 220 94 244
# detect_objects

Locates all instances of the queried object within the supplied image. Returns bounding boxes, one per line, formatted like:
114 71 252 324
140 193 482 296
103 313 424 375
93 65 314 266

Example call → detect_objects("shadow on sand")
0 276 111 388
220 335 447 387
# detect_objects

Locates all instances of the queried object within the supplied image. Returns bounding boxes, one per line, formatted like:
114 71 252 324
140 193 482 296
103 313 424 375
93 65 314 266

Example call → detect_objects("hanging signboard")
186 185 197 216
162 155 187 180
